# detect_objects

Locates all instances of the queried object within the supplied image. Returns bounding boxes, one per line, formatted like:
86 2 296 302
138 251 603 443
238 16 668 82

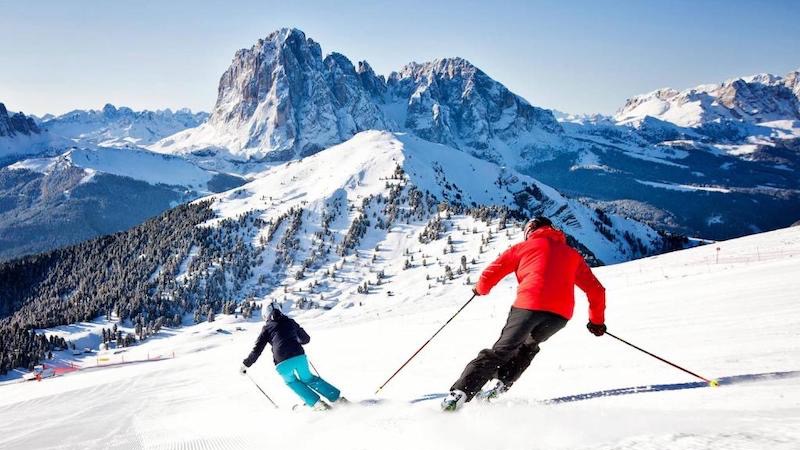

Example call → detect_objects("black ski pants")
451 307 568 400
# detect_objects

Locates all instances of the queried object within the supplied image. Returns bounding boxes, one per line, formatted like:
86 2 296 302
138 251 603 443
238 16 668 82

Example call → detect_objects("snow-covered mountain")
0 147 244 261
147 28 799 240
614 69 800 142
41 103 208 147
381 58 563 165
152 28 563 170
8 146 240 193
0 129 681 380
0 103 70 164
205 131 672 273
0 103 39 137
530 72 800 239
152 29 393 163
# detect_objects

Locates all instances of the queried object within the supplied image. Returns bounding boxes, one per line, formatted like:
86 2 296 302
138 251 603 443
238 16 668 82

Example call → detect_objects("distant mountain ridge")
0 103 69 165
614 69 800 144
0 101 238 262
41 103 208 147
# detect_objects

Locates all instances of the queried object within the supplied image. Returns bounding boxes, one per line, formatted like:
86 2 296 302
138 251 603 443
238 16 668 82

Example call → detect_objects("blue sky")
2 0 799 116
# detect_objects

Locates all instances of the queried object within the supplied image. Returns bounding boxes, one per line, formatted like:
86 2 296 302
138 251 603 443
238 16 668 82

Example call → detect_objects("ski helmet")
524 216 553 240
263 301 283 320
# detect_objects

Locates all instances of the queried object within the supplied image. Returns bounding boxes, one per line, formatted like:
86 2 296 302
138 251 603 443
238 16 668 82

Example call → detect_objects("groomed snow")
1 226 798 449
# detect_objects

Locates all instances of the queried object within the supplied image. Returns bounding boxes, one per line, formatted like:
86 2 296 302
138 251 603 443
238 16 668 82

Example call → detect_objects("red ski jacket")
475 227 606 324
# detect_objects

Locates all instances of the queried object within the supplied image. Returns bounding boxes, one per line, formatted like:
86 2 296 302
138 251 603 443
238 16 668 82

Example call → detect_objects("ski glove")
239 364 248 375
587 322 607 337
471 287 481 296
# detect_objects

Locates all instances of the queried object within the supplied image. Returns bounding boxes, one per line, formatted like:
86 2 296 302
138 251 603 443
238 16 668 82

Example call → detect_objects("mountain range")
1 28 798 263
150 29 799 240
1 26 799 375
0 103 240 260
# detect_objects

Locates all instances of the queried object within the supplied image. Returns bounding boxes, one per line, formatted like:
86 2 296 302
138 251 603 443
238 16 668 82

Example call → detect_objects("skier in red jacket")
441 216 607 411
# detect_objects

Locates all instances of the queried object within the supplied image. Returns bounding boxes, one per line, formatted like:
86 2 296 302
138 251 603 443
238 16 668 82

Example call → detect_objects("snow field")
0 227 798 449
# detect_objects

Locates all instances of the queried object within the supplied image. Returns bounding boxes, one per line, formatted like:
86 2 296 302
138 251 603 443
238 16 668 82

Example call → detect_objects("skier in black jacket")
240 304 344 410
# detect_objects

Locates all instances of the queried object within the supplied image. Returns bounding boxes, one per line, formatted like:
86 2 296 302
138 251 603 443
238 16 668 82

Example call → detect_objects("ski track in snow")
1 228 799 449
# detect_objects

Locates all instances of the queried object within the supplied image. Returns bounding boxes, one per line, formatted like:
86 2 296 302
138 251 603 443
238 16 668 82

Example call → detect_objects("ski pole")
247 373 280 408
605 331 719 387
375 293 477 395
309 359 322 378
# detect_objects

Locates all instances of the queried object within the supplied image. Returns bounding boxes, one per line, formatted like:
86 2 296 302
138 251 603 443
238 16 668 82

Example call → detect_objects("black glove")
587 322 606 337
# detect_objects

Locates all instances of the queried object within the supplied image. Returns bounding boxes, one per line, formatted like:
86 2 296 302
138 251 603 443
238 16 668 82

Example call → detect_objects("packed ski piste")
2 221 799 449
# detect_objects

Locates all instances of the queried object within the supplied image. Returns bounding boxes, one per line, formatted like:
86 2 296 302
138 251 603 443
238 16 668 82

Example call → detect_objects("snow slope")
207 130 666 269
0 225 798 450
9 147 223 191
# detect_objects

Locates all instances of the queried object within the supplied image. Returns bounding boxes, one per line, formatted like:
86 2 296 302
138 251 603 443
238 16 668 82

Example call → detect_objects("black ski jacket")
243 310 310 367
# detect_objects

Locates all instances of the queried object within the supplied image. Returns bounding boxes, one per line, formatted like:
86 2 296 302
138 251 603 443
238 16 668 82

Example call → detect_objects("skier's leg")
450 307 539 400
496 312 568 386
276 356 321 407
294 355 341 402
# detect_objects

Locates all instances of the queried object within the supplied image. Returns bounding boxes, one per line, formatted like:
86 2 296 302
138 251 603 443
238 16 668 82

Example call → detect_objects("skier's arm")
243 325 271 367
475 246 518 295
294 320 311 345
575 259 606 324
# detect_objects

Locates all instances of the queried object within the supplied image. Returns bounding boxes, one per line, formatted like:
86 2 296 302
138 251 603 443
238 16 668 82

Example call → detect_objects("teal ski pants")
275 354 340 406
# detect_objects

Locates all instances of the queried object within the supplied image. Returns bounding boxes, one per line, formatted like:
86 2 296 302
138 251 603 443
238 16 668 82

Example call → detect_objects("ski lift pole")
375 293 477 395
605 331 719 387
247 374 279 408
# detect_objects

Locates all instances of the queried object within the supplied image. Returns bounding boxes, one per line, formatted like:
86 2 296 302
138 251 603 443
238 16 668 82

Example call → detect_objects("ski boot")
332 396 350 407
440 389 467 412
311 400 332 412
475 379 509 402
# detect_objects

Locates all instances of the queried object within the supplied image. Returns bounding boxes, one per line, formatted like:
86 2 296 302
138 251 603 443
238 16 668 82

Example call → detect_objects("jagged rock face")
156 29 562 164
785 71 800 99
208 28 392 159
715 75 800 122
386 58 562 153
615 70 800 129
0 103 41 137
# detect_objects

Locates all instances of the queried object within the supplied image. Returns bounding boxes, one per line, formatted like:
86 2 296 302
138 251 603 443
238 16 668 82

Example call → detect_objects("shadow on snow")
410 370 800 405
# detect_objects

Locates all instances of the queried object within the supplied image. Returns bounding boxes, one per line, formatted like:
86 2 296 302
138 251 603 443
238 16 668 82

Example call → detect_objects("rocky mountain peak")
0 102 41 137
356 61 387 99
386 57 562 156
153 28 564 167
196 27 392 160
615 69 800 128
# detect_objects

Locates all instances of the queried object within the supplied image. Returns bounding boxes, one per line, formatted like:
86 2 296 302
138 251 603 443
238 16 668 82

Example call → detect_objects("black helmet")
524 216 553 239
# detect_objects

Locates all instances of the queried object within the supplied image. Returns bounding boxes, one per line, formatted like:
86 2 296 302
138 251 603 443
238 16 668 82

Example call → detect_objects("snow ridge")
614 69 800 132
42 103 208 147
